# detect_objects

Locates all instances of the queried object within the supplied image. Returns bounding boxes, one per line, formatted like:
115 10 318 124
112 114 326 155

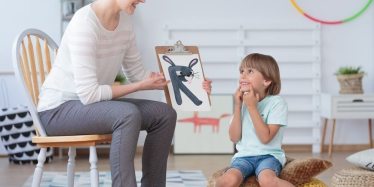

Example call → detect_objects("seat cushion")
280 157 332 186
208 157 331 187
331 167 374 187
0 106 53 164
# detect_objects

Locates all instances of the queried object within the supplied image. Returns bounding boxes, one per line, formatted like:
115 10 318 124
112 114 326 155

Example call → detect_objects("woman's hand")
202 79 212 95
139 72 168 90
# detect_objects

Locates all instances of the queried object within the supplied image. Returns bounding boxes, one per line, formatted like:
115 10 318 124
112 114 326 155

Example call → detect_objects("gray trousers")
39 98 177 187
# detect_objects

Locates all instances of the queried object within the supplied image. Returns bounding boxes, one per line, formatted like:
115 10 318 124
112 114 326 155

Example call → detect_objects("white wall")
1 0 373 145
0 0 61 107
134 0 374 145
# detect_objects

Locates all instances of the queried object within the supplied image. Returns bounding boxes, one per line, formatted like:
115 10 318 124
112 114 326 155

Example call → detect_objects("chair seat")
32 134 112 147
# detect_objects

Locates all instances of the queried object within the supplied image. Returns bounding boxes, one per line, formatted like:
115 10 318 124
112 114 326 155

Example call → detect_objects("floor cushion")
207 157 331 187
331 167 374 187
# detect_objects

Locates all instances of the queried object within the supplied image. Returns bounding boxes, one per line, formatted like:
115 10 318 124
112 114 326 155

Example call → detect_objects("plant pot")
336 73 364 94
112 81 122 86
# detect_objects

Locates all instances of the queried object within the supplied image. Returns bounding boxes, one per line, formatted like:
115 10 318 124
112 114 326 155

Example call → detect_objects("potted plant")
114 74 126 85
335 66 365 94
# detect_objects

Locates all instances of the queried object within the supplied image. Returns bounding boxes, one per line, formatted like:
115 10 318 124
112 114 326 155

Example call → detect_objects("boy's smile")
239 80 251 92
239 67 264 93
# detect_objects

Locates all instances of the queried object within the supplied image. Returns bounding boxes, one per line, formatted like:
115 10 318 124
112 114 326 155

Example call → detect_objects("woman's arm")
68 19 113 105
111 72 168 99
121 31 149 83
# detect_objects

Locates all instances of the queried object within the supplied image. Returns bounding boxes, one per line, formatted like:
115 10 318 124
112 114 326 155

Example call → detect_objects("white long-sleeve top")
37 5 149 112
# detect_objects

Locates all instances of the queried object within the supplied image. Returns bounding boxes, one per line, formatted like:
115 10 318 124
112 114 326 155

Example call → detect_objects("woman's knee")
158 102 177 123
166 106 177 122
111 103 141 130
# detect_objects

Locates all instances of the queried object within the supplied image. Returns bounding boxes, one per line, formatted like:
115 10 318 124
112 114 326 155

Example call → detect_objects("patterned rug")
23 170 206 187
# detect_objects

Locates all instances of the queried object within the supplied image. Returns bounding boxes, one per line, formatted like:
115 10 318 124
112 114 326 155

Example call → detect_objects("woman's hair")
240 53 281 95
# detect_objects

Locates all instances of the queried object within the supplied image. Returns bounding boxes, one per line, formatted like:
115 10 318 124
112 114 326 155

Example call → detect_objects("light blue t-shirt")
233 95 288 166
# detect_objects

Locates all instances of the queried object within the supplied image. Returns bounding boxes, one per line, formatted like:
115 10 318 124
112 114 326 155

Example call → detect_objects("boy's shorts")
230 154 282 180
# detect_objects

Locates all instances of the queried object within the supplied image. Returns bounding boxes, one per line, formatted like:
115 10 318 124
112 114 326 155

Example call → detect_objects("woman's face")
118 0 145 15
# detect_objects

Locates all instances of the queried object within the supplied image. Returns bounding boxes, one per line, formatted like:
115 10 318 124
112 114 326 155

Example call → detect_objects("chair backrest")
12 29 59 137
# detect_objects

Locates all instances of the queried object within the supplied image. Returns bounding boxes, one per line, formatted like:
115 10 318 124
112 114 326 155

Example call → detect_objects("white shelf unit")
321 94 374 119
320 93 374 156
60 0 93 35
163 23 322 153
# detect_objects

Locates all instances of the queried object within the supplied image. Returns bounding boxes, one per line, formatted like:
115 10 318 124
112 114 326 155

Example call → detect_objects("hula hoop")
290 0 373 24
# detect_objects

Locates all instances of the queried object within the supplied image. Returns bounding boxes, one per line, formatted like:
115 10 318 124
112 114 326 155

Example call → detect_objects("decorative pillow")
346 148 374 171
300 178 327 187
279 157 332 186
0 106 53 164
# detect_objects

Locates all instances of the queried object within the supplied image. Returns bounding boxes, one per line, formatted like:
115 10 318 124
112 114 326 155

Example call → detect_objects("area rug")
23 170 206 187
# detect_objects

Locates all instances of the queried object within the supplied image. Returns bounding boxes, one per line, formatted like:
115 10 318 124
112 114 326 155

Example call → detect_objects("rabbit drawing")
162 55 202 106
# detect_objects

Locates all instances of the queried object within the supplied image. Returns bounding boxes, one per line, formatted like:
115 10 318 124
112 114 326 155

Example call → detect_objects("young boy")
216 53 294 187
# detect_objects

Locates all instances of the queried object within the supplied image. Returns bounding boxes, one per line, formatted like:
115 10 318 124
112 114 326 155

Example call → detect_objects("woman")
37 0 212 186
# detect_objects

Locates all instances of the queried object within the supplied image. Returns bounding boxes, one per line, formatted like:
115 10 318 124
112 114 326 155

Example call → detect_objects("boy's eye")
248 69 253 73
239 69 244 74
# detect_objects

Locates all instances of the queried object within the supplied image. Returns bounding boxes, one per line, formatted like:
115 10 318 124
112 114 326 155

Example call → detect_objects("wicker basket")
331 167 374 187
336 73 364 94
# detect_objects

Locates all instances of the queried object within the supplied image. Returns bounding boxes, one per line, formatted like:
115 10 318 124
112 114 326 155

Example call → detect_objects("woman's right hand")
139 72 169 90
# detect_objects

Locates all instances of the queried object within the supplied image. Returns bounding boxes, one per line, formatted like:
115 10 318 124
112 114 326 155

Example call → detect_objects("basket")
331 167 374 187
336 73 364 94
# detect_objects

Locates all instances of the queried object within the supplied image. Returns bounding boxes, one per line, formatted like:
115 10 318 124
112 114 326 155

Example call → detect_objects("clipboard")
156 40 211 111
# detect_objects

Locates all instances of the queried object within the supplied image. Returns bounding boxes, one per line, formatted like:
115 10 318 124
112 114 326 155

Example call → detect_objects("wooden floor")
0 151 354 187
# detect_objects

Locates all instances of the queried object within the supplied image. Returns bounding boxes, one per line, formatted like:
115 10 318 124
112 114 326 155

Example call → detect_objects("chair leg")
32 147 47 187
67 147 76 187
89 146 99 187
320 118 328 153
369 119 373 148
328 119 336 158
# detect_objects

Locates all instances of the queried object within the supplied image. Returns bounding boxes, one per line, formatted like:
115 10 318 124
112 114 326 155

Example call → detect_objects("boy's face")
239 67 271 93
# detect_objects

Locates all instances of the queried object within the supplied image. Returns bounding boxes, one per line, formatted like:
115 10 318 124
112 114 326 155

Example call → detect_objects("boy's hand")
234 87 243 106
202 79 212 95
242 84 259 108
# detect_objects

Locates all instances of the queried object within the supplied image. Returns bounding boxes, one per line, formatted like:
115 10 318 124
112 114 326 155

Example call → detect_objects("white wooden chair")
12 28 112 187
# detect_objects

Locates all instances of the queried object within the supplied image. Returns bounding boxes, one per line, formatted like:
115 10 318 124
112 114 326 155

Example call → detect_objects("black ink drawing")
163 55 202 106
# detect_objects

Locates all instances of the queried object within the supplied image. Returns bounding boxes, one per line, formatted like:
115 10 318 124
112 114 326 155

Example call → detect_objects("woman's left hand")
202 79 212 95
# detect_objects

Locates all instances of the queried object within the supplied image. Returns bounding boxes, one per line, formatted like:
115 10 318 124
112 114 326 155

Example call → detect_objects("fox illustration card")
174 95 234 154
158 53 211 111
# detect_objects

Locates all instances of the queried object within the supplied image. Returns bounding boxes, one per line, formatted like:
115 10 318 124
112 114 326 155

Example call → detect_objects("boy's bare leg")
258 169 295 187
215 168 243 187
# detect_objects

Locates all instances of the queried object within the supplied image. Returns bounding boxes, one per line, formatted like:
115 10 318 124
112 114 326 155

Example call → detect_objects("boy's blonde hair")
240 53 281 95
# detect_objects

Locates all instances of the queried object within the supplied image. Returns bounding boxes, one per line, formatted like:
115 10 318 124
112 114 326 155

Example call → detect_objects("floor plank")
0 151 354 187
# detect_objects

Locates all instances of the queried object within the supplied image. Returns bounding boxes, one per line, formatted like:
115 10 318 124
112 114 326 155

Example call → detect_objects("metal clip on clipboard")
165 40 192 55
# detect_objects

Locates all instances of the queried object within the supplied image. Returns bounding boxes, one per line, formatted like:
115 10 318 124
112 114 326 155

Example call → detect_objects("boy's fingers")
248 84 253 92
